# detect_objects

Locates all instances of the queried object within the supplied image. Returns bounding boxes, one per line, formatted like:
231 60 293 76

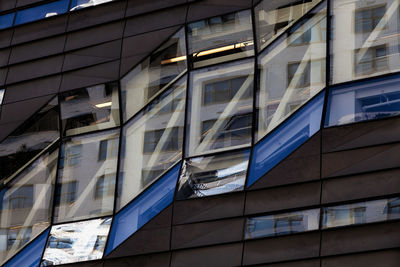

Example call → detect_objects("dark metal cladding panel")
321 249 400 267
126 0 187 17
104 252 171 267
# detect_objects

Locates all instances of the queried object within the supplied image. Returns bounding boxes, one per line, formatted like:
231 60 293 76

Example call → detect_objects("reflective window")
0 89 4 105
0 145 58 265
14 0 69 25
54 130 119 223
322 197 400 228
117 76 186 210
255 0 322 52
331 0 400 84
121 28 186 122
0 97 59 182
60 83 120 136
176 149 250 199
70 0 114 11
256 3 326 141
41 218 112 265
0 13 14 30
245 209 320 239
186 59 254 157
325 73 400 127
105 163 180 255
188 10 254 68
248 91 324 187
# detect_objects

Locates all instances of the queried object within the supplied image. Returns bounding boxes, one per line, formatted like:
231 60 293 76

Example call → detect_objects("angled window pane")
105 163 180 255
325 73 400 127
187 59 254 157
41 218 112 265
121 28 186 122
3 228 49 267
54 130 119 223
248 91 324 188
70 0 114 11
0 97 59 182
176 149 250 199
257 3 326 141
0 89 4 105
0 13 14 30
188 10 254 68
117 76 186 210
322 197 400 229
60 82 120 136
14 0 69 25
331 0 400 84
0 145 58 265
245 209 320 239
255 0 322 52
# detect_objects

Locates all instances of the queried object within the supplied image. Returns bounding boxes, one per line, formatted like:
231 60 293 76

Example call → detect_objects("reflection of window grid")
287 59 325 88
274 215 305 235
9 185 33 209
355 5 386 33
65 144 82 166
143 127 182 154
387 198 400 219
323 205 367 227
98 138 119 161
48 236 73 249
354 45 388 76
7 227 31 250
202 76 251 106
56 181 77 205
288 14 326 46
93 235 107 251
94 174 115 199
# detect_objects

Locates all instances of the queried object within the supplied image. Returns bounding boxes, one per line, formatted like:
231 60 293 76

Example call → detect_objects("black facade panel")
322 169 400 204
0 29 13 49
0 48 10 67
126 0 187 17
259 258 321 267
245 181 321 215
321 221 400 256
0 0 16 12
243 232 320 265
104 252 171 267
171 243 243 267
249 132 321 190
173 192 245 225
321 249 400 267
322 117 400 153
187 0 252 22
322 143 400 178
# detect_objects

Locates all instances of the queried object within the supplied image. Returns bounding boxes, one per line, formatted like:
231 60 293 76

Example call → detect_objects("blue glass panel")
104 162 181 255
0 13 14 30
15 0 69 25
247 91 325 187
4 228 49 267
325 73 400 127
70 0 114 11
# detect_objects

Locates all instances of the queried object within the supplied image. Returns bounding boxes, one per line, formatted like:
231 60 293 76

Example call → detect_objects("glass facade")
1 0 400 265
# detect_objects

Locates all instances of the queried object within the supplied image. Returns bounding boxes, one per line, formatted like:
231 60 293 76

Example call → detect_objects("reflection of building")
0 0 400 266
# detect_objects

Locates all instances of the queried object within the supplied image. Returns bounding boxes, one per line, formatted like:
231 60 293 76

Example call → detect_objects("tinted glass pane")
0 145 57 265
15 0 69 25
257 3 326 141
60 83 120 136
322 197 400 228
186 59 254 157
255 0 322 52
176 149 250 199
0 13 14 30
3 228 49 267
54 130 119 223
117 76 186 210
188 10 254 68
245 209 320 239
105 163 180 255
331 0 400 84
325 73 400 127
121 28 186 122
0 89 4 105
41 218 112 265
70 0 114 11
248 91 324 188
0 97 59 182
